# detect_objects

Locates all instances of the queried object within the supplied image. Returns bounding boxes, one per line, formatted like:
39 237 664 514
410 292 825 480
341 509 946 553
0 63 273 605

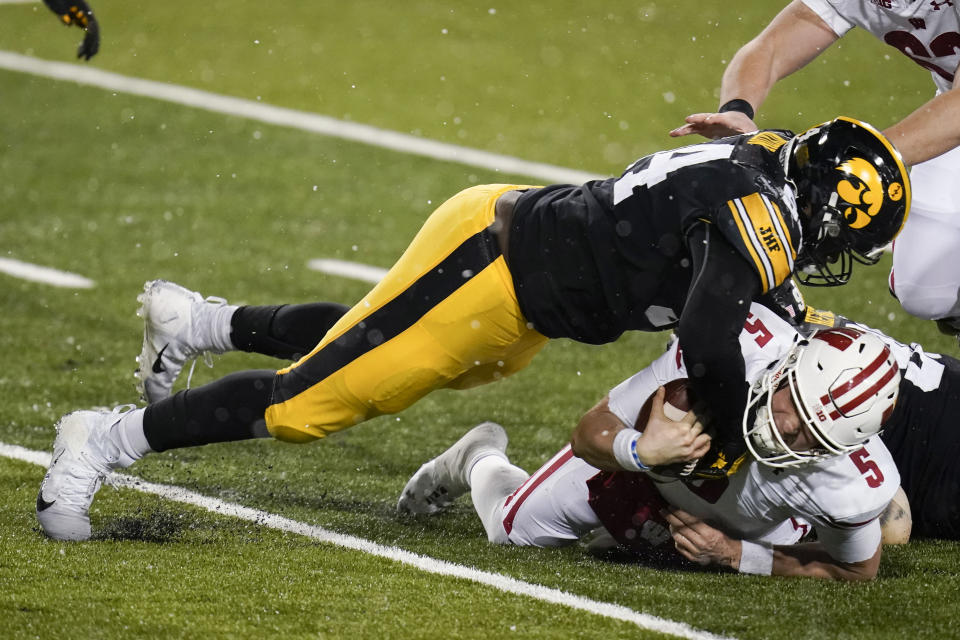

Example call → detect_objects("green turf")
0 1 932 174
1 2 958 639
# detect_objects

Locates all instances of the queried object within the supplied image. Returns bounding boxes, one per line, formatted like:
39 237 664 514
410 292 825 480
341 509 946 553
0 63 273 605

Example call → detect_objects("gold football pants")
264 183 547 443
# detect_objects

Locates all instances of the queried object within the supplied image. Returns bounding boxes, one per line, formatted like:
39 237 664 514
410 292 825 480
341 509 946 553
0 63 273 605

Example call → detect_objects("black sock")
143 370 276 452
230 303 349 361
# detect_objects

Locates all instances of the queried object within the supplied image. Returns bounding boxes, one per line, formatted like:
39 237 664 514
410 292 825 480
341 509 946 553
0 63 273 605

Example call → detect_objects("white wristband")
738 540 774 575
612 428 648 471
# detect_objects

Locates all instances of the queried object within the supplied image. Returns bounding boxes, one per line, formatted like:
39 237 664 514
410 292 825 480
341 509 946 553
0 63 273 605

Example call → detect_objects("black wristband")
718 99 755 121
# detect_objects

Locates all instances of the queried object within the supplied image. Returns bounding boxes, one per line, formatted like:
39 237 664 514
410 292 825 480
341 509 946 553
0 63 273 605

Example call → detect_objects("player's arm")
883 81 960 166
570 392 710 472
670 0 839 139
42 0 100 60
663 508 882 580
678 225 758 465
766 540 881 580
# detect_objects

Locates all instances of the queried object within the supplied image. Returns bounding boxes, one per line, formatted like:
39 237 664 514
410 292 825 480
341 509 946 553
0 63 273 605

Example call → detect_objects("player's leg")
135 278 350 403
38 184 539 540
44 292 350 541
494 445 602 547
397 422 513 516
468 455 530 543
38 369 279 541
230 302 349 360
135 280 238 403
890 215 960 318
398 430 601 547
890 148 960 325
37 406 145 540
264 184 547 443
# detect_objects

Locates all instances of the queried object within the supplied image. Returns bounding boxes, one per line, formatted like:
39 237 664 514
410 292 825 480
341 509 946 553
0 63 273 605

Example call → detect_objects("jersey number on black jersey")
613 144 735 205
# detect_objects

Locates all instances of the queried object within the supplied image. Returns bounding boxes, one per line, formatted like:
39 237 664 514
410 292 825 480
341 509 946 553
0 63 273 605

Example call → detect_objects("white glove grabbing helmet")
743 327 900 468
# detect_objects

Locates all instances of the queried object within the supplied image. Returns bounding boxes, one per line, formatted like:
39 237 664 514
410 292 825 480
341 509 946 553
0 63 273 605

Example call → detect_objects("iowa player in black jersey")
38 117 909 540
505 116 908 477
880 346 960 540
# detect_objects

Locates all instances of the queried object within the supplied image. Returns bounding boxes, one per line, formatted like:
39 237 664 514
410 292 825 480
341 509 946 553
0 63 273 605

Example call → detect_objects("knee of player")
485 525 512 545
266 423 325 444
893 282 955 320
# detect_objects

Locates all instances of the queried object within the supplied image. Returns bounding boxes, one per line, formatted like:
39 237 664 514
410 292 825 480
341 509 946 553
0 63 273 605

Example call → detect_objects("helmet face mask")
794 202 855 286
786 117 911 287
743 328 901 468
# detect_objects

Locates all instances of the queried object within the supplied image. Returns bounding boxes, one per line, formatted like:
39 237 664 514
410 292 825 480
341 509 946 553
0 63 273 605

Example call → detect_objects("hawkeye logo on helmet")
834 157 904 230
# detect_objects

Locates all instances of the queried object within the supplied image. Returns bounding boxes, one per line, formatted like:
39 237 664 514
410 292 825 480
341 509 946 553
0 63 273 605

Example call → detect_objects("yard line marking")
307 258 387 284
1 440 734 640
0 257 95 288
0 51 603 186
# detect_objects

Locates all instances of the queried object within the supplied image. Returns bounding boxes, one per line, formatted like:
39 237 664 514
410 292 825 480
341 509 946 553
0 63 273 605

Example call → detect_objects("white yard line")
0 51 600 288
0 257 94 288
0 51 603 185
307 258 387 284
0 54 724 636
1 440 734 640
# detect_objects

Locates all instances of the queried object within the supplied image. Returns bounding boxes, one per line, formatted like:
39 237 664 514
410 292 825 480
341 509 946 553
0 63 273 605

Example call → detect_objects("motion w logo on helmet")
834 157 905 230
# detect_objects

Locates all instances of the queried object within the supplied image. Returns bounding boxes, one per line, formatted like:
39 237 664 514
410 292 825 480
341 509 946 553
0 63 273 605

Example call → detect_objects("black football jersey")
507 131 803 344
881 352 960 539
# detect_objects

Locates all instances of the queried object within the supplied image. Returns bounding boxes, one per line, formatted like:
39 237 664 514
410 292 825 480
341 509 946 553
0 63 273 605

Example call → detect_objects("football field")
1 2 958 638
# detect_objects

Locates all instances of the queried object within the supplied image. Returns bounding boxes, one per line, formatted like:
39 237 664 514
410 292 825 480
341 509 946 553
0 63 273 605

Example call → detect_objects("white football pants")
891 145 960 320
469 445 601 547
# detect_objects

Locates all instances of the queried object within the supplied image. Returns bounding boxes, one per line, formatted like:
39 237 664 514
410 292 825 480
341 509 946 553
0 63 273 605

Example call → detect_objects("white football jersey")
608 303 900 563
847 319 947 390
803 0 960 94
607 303 799 422
655 442 898 563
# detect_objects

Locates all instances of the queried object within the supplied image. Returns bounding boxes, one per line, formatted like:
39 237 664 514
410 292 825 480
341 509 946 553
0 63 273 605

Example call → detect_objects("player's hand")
669 112 757 139
42 0 100 60
635 386 712 468
662 507 739 569
690 438 748 480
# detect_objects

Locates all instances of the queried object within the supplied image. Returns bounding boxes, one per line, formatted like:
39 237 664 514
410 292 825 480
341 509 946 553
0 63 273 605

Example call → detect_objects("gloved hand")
42 0 100 60
688 438 748 480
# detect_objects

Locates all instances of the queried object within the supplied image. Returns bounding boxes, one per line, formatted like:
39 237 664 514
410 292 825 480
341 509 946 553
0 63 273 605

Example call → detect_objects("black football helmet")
784 117 910 286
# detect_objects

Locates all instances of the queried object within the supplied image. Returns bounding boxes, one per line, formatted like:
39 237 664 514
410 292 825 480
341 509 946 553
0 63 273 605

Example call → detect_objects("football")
634 378 694 430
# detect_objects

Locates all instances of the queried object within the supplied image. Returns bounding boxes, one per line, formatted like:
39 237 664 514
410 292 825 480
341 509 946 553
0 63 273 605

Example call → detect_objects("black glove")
688 438 748 480
646 403 747 480
43 0 100 60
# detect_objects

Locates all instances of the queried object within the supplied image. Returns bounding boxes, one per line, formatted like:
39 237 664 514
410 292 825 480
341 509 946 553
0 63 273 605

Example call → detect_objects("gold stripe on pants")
265 183 547 443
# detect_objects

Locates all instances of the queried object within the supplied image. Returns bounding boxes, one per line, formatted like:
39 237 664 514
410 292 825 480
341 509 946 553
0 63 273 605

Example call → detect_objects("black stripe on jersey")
271 227 503 403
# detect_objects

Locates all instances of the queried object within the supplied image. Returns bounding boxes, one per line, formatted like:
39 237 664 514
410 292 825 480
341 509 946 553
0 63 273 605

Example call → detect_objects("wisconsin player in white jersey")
398 307 902 580
791 305 960 538
669 0 960 335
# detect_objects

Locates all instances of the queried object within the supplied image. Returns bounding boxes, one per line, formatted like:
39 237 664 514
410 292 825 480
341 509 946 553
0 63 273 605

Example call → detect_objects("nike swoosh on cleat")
152 344 169 374
36 489 56 512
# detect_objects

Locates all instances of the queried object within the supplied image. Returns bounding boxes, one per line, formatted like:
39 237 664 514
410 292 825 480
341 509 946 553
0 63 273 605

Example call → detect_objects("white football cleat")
36 407 136 541
397 421 508 515
135 279 228 404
